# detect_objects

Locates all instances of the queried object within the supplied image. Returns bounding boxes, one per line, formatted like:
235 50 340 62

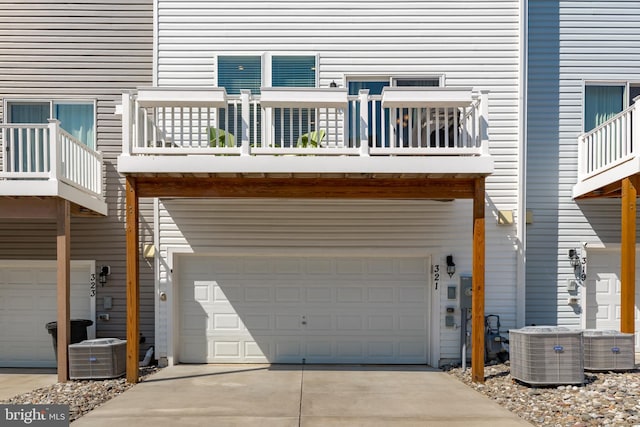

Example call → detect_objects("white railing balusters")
0 120 102 198
125 87 488 157
577 101 637 182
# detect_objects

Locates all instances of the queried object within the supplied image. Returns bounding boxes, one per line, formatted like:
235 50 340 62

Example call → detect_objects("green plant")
208 128 235 148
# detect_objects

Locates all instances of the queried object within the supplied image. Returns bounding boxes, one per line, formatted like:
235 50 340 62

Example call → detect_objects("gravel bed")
0 366 160 423
446 362 640 427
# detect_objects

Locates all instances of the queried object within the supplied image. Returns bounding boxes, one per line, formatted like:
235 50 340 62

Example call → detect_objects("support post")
126 176 140 383
56 199 70 383
472 178 486 383
621 176 638 334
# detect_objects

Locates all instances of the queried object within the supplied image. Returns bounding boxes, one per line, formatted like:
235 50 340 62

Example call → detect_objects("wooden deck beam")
621 176 638 334
471 178 486 383
135 177 478 200
126 177 140 383
56 199 70 383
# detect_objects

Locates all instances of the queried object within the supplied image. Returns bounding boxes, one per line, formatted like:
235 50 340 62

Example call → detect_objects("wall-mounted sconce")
329 80 338 88
99 265 111 286
446 255 456 278
568 249 580 270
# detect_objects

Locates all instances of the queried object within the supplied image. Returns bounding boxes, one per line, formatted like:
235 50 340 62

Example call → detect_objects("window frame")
582 80 640 132
213 52 320 90
3 98 97 149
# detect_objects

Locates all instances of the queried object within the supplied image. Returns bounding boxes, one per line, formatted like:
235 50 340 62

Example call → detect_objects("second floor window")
215 54 317 147
584 83 640 132
7 101 96 149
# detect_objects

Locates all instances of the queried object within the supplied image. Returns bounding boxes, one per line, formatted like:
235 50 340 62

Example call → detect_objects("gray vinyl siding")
154 0 522 362
0 1 154 354
526 1 640 326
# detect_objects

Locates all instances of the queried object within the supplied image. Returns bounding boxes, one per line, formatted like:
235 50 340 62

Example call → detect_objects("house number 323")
90 273 97 297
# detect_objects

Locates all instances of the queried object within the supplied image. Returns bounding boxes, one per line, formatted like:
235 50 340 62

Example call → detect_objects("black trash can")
45 319 94 359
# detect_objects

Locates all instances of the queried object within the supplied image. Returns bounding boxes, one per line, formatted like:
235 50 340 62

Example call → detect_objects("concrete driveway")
0 368 57 401
73 364 531 426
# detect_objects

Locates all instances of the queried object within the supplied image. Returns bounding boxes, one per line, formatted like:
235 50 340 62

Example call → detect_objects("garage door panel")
0 263 93 367
178 256 429 364
306 287 332 303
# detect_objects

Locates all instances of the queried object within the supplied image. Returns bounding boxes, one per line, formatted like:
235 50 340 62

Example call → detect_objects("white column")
241 90 251 156
480 91 490 155
359 89 370 156
48 119 60 182
121 92 132 155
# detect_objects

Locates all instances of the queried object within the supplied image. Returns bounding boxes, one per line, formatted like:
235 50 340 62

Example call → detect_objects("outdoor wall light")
446 255 456 278
99 265 111 286
329 80 338 87
568 249 580 269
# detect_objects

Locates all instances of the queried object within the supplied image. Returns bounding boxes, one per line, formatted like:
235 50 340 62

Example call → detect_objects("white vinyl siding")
0 1 155 355
154 0 521 363
156 0 521 206
526 1 640 326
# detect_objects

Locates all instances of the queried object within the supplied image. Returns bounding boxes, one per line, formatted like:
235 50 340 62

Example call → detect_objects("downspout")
516 0 528 328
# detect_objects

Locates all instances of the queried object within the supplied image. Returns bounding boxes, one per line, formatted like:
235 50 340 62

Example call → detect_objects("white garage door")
584 250 640 350
0 261 95 367
178 255 430 364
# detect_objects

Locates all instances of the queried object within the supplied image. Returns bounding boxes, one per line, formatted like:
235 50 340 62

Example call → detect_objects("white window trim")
344 74 445 90
213 52 320 89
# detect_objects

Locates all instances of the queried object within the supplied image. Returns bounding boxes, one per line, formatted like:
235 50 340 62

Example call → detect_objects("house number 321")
433 264 440 290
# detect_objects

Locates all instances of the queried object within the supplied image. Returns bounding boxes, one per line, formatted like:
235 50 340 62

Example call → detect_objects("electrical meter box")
460 276 472 309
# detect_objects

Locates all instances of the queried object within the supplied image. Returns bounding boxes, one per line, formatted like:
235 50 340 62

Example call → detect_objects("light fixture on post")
446 255 456 278
99 265 111 286
568 249 580 270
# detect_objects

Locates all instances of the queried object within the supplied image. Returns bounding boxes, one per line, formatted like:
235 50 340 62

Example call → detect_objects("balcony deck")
0 120 107 216
574 101 640 199
117 87 493 179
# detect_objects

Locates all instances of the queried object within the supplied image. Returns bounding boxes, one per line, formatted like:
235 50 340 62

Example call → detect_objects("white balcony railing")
578 101 639 182
121 87 489 158
0 119 104 199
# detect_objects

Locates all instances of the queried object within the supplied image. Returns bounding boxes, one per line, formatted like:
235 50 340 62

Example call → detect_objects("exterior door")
584 250 640 350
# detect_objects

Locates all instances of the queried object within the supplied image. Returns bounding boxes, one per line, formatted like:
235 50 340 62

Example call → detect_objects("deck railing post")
122 92 132 155
479 91 490 155
577 134 586 178
359 89 370 156
241 90 251 155
634 96 640 156
1 127 6 172
48 119 60 181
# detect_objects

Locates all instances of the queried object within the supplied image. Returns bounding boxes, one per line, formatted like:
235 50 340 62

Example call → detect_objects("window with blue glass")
584 85 624 132
7 101 95 172
216 56 262 146
584 83 640 132
348 78 439 148
8 101 95 148
272 56 316 146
